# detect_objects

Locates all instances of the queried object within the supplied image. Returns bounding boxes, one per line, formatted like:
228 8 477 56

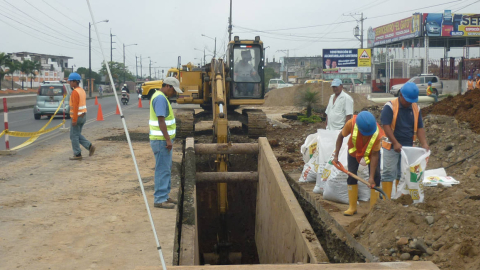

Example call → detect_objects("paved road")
0 96 139 152
0 96 198 152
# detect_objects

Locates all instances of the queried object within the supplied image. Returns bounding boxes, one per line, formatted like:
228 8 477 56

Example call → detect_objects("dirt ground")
0 112 182 270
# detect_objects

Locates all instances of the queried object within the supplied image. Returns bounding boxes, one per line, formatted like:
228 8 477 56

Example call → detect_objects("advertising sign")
372 14 422 46
323 49 371 74
424 11 480 37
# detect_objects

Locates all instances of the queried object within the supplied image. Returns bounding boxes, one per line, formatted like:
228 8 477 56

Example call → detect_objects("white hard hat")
124 84 127 86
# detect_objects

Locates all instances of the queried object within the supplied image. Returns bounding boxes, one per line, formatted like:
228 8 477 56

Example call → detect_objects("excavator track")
242 109 267 138
176 109 195 138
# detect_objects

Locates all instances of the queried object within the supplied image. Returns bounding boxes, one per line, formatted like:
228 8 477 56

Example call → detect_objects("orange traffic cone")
138 98 143 108
115 105 120 115
95 96 99 105
97 104 104 121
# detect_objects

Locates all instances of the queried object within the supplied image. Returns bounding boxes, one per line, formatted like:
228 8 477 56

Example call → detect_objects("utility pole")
228 0 232 41
140 55 142 80
149 58 152 80
123 44 125 83
135 55 138 80
277 49 289 82
110 29 116 70
347 12 366 48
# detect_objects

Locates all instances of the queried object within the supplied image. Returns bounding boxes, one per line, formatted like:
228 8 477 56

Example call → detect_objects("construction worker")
325 78 353 130
332 111 385 216
426 81 438 103
149 77 183 209
476 74 480 90
380 82 429 198
467 76 474 92
68 72 95 160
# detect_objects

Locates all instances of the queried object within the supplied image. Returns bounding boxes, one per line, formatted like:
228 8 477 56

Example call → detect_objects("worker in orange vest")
380 82 429 198
332 111 385 216
476 74 480 90
68 73 96 160
467 76 474 92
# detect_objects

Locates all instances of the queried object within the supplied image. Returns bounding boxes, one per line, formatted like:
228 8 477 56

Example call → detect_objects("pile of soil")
422 90 480 134
346 114 480 269
264 84 376 112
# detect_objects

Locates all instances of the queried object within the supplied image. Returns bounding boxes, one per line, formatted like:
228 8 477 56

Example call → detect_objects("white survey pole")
85 1 167 269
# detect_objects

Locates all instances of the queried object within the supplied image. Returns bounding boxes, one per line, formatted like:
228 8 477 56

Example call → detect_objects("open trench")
172 136 377 266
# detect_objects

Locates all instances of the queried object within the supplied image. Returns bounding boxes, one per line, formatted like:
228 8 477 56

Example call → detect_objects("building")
4 52 73 88
280 56 323 83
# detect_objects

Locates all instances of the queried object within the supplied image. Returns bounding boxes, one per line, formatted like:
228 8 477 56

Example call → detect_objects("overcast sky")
0 0 478 76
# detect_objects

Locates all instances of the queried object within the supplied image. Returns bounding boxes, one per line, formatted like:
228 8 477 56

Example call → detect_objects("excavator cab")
228 36 264 100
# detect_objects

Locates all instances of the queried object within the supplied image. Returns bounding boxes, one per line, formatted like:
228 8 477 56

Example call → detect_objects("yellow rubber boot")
395 179 399 190
370 189 379 209
382 181 393 199
344 185 358 216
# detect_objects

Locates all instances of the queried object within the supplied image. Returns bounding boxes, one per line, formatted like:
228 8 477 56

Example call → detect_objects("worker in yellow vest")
467 76 474 92
332 111 385 216
426 82 438 103
380 82 429 198
149 77 183 209
68 72 95 160
476 74 480 90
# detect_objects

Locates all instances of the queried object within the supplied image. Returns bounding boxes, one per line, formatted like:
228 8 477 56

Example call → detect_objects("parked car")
33 81 72 120
341 78 365 92
267 79 293 91
390 75 443 96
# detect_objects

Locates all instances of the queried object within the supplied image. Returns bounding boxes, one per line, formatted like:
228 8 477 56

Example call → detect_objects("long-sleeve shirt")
70 90 80 123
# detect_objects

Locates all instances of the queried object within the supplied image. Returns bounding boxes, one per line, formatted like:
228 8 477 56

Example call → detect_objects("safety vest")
468 80 474 90
348 115 384 165
426 86 432 96
69 87 87 115
476 79 480 89
149 91 176 140
388 98 419 142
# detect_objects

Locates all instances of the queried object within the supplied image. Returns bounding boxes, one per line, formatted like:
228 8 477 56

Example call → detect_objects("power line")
367 0 462 20
41 0 87 29
453 0 480 12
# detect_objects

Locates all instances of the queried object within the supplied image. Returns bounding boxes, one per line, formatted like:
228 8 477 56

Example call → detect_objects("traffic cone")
115 105 120 115
138 98 143 108
95 96 99 105
97 104 104 121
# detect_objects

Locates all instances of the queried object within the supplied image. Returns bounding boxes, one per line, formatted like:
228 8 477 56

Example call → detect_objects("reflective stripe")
77 112 85 115
78 106 87 110
149 129 176 136
349 123 379 165
149 119 176 126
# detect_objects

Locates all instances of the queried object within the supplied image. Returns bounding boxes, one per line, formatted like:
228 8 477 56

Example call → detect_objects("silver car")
33 82 72 120
390 75 443 97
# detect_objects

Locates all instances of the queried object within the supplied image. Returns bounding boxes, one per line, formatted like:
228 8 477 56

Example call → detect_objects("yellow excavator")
176 36 267 264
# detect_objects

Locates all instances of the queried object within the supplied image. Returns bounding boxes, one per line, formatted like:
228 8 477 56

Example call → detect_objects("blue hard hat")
428 81 432 85
356 111 377 136
68 72 81 81
477 74 480 77
400 82 419 103
468 76 472 80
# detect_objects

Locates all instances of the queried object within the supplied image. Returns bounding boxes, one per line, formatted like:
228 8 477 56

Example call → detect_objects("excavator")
175 36 267 264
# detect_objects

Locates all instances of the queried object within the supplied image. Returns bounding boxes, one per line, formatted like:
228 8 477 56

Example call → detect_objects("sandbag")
299 150 320 182
393 147 430 203
300 133 318 163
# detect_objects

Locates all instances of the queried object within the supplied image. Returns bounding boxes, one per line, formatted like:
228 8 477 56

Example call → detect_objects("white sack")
300 133 318 163
393 147 430 203
424 168 459 187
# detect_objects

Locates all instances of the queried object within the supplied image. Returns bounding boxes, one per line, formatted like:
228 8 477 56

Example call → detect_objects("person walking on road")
331 111 385 216
68 73 95 160
380 82 429 198
149 77 183 209
325 78 353 130
98 85 103 98
426 81 438 103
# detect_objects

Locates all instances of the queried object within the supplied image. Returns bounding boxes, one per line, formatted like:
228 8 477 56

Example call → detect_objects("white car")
268 79 293 91
390 75 443 96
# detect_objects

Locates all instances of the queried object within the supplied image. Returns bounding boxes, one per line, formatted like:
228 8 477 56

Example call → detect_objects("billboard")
322 49 371 74
424 11 480 37
372 14 422 46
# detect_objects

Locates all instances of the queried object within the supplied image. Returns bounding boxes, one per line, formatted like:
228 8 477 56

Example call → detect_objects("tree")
264 67 279 89
296 87 321 117
29 61 41 89
0 53 10 89
6 59 20 90
20 60 33 89
100 61 135 84
75 67 102 88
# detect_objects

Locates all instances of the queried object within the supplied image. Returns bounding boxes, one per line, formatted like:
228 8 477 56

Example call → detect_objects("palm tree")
0 53 10 90
20 60 32 90
29 61 41 89
296 86 321 117
6 59 20 90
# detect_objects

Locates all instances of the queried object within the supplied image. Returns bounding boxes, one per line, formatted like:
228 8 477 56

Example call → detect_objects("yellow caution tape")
1 95 67 150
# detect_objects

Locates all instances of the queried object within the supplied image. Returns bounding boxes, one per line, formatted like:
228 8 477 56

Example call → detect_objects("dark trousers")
347 153 381 187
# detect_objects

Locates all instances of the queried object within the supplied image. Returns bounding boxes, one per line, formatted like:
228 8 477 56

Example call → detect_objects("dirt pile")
347 114 480 270
422 90 480 134
264 84 376 112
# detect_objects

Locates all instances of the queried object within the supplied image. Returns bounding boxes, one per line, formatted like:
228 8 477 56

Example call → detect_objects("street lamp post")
123 43 137 83
201 34 216 58
89 19 108 97
264 46 270 63
194 48 206 66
